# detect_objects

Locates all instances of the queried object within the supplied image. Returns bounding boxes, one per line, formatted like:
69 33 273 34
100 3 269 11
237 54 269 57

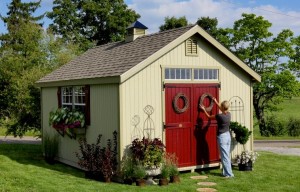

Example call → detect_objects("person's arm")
212 97 221 109
199 105 215 119
213 97 227 113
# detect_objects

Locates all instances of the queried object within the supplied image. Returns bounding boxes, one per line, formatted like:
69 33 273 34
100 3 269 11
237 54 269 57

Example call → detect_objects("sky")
1 0 300 36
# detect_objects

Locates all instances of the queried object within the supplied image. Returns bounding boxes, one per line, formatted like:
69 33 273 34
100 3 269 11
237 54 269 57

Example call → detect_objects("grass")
0 127 38 137
0 143 299 191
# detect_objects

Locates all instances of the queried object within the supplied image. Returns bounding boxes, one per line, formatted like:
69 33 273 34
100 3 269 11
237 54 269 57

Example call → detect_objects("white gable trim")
120 25 261 83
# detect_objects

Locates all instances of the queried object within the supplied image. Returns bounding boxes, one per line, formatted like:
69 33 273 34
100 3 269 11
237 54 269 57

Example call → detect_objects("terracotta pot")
170 175 180 183
159 178 169 186
136 179 146 187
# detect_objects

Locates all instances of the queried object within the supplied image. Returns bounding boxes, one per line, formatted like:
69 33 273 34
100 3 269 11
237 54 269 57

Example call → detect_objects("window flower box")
49 108 86 139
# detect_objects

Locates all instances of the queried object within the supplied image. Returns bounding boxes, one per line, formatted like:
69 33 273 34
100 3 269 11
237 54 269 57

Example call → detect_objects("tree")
47 0 140 48
0 0 81 137
216 14 300 136
0 0 43 51
196 16 218 37
159 16 188 31
0 0 44 136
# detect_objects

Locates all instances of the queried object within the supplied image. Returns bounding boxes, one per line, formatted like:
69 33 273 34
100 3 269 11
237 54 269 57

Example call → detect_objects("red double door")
165 83 220 167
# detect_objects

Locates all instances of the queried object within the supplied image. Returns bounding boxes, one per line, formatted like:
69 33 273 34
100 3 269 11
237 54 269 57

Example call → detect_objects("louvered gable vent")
185 38 198 56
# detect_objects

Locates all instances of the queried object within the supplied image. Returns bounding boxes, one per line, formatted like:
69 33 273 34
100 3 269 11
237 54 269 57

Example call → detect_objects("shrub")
287 117 300 137
75 131 118 180
265 115 286 136
230 122 252 145
75 134 103 173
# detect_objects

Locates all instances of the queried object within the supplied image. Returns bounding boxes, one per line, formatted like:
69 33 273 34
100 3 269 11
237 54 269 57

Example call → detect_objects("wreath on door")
199 93 214 112
173 93 189 113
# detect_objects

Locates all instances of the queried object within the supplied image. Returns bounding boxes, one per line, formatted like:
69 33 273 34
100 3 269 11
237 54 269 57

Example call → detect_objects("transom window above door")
165 68 191 80
164 67 219 81
194 69 218 80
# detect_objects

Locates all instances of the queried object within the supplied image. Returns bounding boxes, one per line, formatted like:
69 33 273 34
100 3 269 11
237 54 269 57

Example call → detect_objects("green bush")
265 115 286 136
287 117 300 137
230 122 252 145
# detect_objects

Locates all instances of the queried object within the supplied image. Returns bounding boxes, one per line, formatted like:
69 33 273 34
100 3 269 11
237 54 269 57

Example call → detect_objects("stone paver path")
197 182 217 186
190 175 208 180
191 175 217 191
196 188 217 192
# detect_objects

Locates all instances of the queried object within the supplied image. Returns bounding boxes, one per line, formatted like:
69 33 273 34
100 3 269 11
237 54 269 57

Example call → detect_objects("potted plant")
235 150 259 171
130 137 165 169
120 156 135 185
230 122 252 148
49 107 86 139
159 164 169 186
42 132 59 164
230 122 259 171
133 164 147 187
165 153 180 183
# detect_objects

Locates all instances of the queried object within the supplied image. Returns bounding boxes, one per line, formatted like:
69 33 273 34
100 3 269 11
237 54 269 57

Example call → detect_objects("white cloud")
128 0 300 36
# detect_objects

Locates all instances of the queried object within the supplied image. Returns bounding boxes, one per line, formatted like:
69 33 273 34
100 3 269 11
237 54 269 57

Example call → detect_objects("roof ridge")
90 24 196 49
137 24 196 39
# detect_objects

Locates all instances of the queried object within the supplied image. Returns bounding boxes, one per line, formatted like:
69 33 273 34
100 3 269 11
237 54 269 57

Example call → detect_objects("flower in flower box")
49 108 85 139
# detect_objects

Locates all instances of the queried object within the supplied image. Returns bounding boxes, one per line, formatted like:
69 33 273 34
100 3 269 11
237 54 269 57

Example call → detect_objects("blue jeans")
217 131 234 177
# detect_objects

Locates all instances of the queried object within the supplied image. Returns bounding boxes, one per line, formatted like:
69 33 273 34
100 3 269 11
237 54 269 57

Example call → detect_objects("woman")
200 97 234 178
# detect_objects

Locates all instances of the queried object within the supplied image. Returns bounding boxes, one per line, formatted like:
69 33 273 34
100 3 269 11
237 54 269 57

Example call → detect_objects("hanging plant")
49 108 85 139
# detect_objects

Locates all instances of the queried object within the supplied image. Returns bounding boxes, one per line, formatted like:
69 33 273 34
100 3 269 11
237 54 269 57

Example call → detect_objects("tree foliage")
47 0 140 49
196 16 218 37
159 16 188 31
0 0 81 137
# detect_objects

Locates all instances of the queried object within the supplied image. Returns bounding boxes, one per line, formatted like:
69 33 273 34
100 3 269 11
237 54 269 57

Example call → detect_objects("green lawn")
0 143 299 192
0 127 38 137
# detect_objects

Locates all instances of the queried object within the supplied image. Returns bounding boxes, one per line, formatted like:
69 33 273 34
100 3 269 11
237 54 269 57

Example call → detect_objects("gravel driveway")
254 140 300 156
0 136 41 144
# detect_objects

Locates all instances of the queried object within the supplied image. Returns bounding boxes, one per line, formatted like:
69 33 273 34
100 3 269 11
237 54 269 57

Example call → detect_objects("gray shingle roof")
37 25 195 84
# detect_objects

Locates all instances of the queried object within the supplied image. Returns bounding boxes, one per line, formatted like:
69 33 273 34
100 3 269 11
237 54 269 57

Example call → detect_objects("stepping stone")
196 188 217 192
197 182 217 186
190 175 208 180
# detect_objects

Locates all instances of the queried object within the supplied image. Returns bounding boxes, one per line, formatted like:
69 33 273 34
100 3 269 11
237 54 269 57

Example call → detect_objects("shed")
37 21 261 171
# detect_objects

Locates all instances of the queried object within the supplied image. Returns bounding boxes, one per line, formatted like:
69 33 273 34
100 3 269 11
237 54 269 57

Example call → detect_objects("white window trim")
61 86 86 109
